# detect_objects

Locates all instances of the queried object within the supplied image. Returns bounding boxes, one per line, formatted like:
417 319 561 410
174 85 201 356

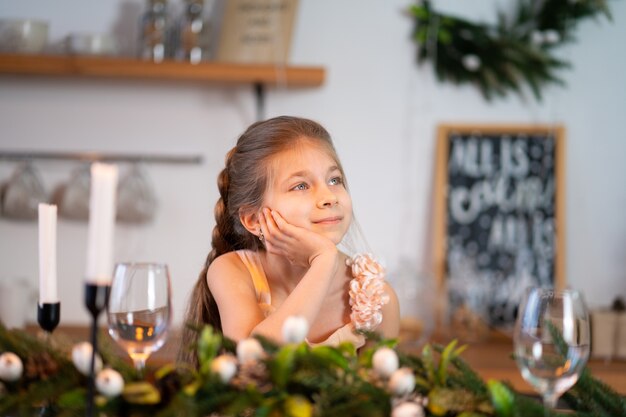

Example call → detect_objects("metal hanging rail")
0 150 203 165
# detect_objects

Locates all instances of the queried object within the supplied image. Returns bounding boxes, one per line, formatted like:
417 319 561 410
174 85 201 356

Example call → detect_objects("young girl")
180 116 399 365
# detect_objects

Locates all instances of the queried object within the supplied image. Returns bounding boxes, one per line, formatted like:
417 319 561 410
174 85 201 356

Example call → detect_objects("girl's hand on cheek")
260 208 337 267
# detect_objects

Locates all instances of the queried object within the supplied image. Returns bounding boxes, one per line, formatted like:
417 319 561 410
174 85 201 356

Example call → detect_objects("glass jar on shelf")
173 0 212 64
138 0 170 62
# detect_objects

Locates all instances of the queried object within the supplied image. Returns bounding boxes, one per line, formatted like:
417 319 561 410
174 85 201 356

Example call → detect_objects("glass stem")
543 392 559 412
130 352 149 375
134 358 146 373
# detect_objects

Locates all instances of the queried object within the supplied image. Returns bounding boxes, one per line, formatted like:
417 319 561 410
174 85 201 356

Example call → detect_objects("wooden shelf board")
0 53 325 87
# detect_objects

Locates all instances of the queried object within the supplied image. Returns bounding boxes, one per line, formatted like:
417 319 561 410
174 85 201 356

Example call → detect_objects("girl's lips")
313 216 342 224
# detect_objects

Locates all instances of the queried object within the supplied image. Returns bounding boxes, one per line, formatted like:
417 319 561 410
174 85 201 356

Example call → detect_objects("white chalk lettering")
449 175 554 224
449 136 497 177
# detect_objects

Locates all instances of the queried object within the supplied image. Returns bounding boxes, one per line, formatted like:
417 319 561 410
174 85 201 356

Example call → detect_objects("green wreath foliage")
410 0 613 101
0 322 625 416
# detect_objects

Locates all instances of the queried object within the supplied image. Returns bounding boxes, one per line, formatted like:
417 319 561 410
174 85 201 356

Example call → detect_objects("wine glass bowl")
514 287 590 409
107 262 172 371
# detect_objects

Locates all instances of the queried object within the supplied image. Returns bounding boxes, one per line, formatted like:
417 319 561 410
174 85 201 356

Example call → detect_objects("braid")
179 160 238 366
208 166 237 263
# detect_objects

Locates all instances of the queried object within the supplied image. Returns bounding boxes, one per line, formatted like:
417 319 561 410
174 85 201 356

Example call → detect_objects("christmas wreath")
409 0 613 100
0 320 625 417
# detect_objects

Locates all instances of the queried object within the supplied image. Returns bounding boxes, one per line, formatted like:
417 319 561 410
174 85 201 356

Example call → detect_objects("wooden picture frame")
215 0 299 64
433 124 566 328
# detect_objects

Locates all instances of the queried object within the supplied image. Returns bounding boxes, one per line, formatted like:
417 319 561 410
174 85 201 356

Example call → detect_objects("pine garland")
409 0 613 100
1 322 625 416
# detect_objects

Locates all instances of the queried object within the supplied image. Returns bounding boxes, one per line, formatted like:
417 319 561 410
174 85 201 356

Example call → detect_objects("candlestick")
84 283 110 417
38 204 58 304
85 163 118 285
84 162 118 417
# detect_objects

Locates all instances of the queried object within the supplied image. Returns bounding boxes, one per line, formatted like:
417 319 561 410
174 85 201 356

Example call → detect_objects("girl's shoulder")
208 250 245 270
206 250 253 287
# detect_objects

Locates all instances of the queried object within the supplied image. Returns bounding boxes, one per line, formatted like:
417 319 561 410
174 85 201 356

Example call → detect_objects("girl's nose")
317 188 338 208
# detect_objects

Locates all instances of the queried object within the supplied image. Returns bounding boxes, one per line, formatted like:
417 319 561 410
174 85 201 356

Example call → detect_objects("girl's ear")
239 207 261 236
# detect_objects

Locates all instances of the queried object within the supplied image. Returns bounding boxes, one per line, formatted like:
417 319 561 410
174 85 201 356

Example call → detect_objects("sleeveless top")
236 250 389 349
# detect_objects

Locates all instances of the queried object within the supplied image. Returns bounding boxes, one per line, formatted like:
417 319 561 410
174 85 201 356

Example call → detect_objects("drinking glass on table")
514 287 590 410
107 262 172 372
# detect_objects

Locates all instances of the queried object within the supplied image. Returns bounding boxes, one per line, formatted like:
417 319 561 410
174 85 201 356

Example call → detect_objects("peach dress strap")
236 250 275 316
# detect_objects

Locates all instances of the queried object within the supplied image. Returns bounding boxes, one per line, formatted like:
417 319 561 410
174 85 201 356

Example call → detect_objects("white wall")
0 0 624 326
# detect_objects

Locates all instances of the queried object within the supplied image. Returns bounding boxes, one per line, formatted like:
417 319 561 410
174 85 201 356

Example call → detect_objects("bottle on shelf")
173 0 212 64
138 0 170 62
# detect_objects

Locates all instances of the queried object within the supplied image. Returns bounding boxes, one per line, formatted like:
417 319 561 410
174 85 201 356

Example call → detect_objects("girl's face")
262 140 352 244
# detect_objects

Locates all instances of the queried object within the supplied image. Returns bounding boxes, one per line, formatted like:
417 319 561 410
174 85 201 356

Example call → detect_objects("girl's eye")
329 176 343 186
292 183 308 191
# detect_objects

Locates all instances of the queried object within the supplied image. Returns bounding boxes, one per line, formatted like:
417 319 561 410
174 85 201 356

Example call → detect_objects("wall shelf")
0 53 325 86
0 54 326 119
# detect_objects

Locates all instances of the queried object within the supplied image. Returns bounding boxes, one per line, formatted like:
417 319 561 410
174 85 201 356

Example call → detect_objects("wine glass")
107 262 172 372
514 287 590 410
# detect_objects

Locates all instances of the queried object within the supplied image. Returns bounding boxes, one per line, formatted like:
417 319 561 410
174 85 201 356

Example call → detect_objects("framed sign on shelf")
215 0 299 64
432 124 566 334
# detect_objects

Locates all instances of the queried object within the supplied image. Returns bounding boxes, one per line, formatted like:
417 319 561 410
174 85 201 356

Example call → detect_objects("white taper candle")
85 163 118 284
38 203 58 304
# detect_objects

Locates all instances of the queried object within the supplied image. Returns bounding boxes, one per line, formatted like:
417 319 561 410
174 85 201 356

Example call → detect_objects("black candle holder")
34 302 61 417
84 283 110 417
37 302 60 334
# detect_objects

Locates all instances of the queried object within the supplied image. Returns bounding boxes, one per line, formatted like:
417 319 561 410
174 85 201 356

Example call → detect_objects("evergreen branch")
409 0 614 100
2 323 624 417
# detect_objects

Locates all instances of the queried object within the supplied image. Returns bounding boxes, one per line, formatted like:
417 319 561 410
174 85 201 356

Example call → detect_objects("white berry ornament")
388 368 415 396
462 54 481 72
282 316 309 344
391 401 425 417
236 338 264 364
0 352 23 382
372 347 399 378
72 342 103 376
95 368 124 398
211 354 238 383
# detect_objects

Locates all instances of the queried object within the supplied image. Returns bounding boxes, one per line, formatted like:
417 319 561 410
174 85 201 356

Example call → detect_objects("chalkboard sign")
433 124 565 328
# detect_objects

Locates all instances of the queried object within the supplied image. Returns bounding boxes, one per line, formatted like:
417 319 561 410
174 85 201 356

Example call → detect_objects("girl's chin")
321 231 348 245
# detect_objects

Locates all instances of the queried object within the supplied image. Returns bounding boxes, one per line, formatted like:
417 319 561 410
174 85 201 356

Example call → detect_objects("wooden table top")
399 331 626 395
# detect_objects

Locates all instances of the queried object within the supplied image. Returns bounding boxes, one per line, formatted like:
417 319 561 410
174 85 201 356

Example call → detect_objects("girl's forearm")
250 250 339 342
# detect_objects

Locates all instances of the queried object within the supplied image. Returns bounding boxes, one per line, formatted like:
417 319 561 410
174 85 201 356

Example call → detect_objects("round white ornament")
0 352 23 382
462 54 481 72
543 30 560 44
372 347 399 378
236 338 264 364
211 354 238 383
391 402 425 417
282 316 309 344
95 368 124 398
531 30 545 45
237 338 263 363
72 342 103 376
388 368 415 396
